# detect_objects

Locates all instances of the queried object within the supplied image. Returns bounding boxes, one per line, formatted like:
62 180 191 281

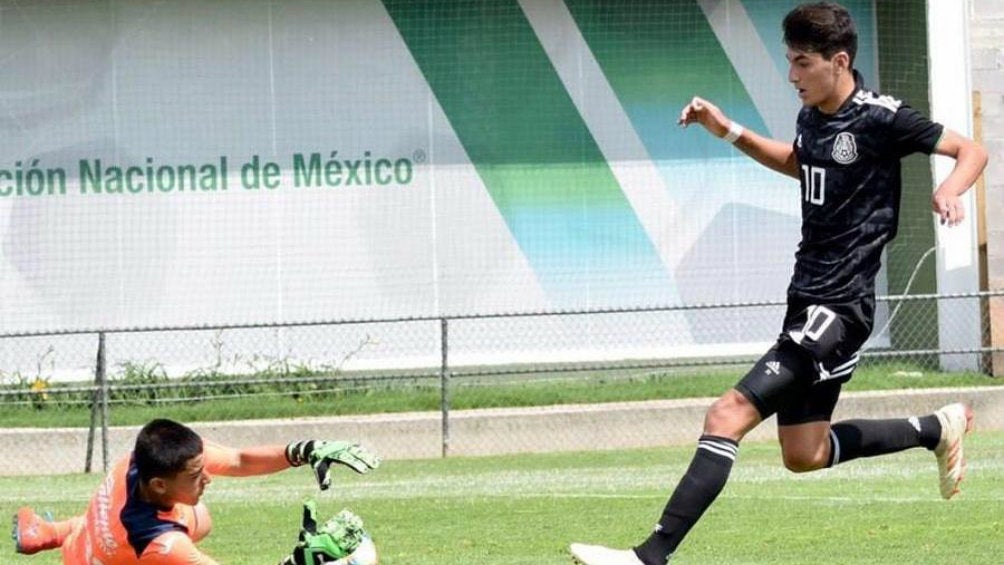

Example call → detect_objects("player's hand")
278 500 367 565
286 440 380 490
931 188 965 227
678 96 730 138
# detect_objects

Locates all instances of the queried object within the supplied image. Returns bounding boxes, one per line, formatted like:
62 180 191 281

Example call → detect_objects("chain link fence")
1 291 1002 475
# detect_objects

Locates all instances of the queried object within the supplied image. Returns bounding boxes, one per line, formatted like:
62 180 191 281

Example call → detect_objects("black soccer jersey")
789 71 944 303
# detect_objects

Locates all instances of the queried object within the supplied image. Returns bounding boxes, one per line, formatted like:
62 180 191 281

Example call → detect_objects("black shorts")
735 295 874 425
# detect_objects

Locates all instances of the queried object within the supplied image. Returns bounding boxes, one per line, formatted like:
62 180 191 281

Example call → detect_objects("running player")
12 418 379 564
571 3 988 564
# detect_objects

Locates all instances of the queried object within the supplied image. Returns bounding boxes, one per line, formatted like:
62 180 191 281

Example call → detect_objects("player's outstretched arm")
286 441 380 491
202 441 379 487
202 442 297 477
930 129 989 227
678 96 799 179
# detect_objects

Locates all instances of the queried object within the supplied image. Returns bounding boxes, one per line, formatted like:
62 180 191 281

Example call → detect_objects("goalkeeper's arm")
285 440 380 490
201 440 378 488
201 442 296 477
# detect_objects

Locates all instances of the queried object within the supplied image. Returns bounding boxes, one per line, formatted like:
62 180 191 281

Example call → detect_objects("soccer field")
5 432 1003 565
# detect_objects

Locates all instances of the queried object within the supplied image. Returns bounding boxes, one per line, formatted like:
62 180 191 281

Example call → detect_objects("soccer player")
12 418 380 564
570 3 988 564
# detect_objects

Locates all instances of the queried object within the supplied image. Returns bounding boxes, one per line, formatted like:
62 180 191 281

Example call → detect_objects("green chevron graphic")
383 0 678 307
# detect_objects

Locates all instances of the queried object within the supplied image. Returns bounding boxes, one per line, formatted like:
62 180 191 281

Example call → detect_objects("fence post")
440 318 450 458
97 332 110 472
85 333 102 473
84 331 106 473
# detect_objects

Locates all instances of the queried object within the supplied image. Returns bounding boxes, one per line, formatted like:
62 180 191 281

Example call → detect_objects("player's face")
786 47 846 112
164 453 212 506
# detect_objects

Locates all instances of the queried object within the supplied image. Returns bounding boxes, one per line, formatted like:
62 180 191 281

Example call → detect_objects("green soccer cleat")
570 543 647 565
933 403 974 500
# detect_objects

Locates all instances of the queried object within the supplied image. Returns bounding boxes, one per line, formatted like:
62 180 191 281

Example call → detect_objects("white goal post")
928 0 982 371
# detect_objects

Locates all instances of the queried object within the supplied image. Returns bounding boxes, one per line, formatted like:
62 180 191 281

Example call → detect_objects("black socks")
827 414 941 466
633 435 738 565
631 414 942 564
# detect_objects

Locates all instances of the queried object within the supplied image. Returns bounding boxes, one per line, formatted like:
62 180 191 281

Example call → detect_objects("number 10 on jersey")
800 165 826 205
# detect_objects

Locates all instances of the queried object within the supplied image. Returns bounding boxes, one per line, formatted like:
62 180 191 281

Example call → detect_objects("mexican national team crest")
832 132 858 164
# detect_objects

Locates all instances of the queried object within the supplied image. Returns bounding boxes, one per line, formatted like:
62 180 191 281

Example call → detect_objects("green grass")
2 364 1000 428
5 432 1003 564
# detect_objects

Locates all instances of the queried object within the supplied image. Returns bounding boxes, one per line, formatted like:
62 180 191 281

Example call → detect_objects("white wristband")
722 121 744 144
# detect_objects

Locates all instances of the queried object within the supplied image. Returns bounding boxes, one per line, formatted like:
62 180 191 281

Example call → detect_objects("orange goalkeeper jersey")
61 447 227 565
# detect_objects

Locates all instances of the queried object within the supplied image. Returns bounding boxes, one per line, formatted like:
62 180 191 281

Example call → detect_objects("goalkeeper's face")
161 453 212 506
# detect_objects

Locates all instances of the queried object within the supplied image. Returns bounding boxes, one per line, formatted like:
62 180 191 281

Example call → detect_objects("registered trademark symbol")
413 149 427 163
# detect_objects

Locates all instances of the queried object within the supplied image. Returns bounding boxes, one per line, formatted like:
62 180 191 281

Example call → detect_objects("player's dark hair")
783 2 857 66
133 418 203 483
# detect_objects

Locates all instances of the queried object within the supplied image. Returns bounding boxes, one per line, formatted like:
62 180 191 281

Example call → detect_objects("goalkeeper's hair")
783 2 857 66
134 419 204 483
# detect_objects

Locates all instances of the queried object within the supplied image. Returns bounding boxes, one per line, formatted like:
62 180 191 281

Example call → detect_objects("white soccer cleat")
570 543 646 565
933 403 974 500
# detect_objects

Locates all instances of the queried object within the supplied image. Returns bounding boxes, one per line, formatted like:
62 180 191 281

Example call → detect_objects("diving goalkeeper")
12 418 380 564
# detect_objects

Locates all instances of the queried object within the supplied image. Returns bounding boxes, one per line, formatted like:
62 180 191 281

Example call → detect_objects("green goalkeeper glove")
285 440 380 490
278 500 367 565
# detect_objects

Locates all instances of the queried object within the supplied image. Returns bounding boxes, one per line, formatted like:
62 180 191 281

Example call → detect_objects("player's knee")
782 448 828 473
704 390 758 439
190 503 213 542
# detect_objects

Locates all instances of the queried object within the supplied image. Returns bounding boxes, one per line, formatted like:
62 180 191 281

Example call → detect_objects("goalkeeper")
12 418 379 565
